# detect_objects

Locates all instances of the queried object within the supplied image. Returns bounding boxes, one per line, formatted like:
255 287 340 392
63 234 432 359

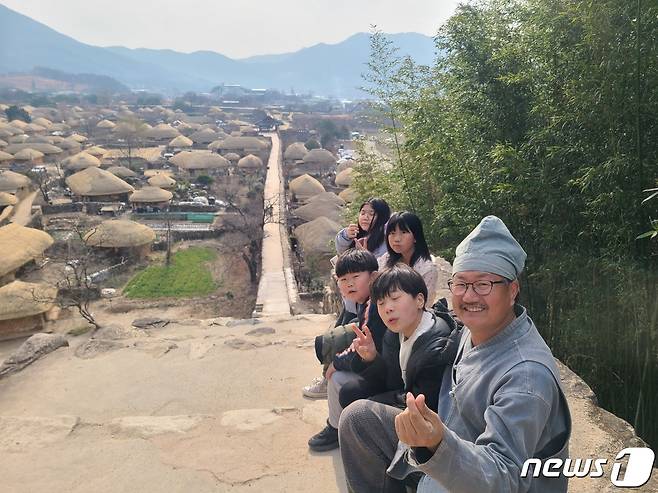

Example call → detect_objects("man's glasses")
447 280 508 296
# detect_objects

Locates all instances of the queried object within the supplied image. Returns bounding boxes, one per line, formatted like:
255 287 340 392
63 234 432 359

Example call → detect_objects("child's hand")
346 223 359 239
351 324 377 362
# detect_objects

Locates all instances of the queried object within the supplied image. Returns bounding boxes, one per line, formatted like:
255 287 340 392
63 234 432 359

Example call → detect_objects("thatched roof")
302 148 336 166
55 138 82 151
106 166 137 178
143 169 173 178
0 281 57 320
0 224 54 277
0 170 31 193
84 220 156 248
237 154 263 169
168 135 193 148
0 140 8 148
103 147 162 164
0 192 17 206
68 134 88 143
97 119 116 129
308 191 346 207
336 159 356 173
63 152 101 170
146 124 180 140
66 167 134 196
9 120 28 129
84 146 107 157
9 134 29 144
0 150 12 162
24 123 47 133
289 174 325 200
294 217 342 255
284 142 308 161
32 117 52 128
338 187 358 203
335 167 355 187
6 143 63 155
13 148 45 161
292 199 343 223
189 128 218 144
217 136 267 151
224 152 240 162
171 151 230 170
129 186 173 203
147 174 176 188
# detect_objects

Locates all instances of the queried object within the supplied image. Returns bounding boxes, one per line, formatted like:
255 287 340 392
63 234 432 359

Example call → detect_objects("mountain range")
0 4 437 98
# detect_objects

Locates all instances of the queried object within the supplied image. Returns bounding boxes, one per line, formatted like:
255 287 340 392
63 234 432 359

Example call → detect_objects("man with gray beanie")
338 216 571 492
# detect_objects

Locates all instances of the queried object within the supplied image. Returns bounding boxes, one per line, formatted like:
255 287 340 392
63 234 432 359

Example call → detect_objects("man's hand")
325 363 336 381
395 393 444 452
351 324 377 362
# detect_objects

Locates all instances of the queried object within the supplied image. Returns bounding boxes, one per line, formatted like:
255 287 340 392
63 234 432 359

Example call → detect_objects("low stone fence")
42 203 84 215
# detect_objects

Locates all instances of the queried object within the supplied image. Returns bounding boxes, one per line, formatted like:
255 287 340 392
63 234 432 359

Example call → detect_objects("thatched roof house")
0 192 17 207
0 280 58 340
168 135 193 148
66 167 134 200
292 199 343 223
147 174 177 189
302 148 336 167
68 134 88 143
97 119 116 129
106 166 137 178
308 191 346 207
284 142 308 162
294 216 342 255
170 151 230 173
237 154 263 169
63 152 102 171
216 136 268 155
0 170 31 193
224 152 240 163
84 146 107 158
84 220 156 248
189 128 218 144
0 223 54 282
335 167 355 187
32 117 52 128
146 124 180 140
13 148 44 162
6 143 63 155
289 174 325 202
338 187 358 203
129 186 173 204
0 150 12 164
143 169 173 178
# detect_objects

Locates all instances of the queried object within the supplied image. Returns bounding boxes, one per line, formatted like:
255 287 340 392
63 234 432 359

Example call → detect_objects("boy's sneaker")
302 376 328 399
308 422 339 451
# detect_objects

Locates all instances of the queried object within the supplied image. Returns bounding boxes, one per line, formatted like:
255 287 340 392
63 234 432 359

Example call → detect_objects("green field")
123 247 217 299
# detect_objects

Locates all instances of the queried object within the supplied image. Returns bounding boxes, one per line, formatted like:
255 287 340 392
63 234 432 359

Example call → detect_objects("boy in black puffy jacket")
344 264 461 413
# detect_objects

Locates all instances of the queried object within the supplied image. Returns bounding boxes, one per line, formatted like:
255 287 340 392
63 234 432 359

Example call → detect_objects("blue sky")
1 0 461 58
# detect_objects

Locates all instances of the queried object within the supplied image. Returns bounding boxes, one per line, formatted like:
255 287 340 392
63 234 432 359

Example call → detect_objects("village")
0 99 369 338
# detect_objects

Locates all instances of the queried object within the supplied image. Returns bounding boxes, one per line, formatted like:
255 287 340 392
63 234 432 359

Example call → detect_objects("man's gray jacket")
389 305 571 492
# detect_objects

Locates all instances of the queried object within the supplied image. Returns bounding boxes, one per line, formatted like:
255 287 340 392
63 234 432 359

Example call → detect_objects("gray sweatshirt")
388 306 571 493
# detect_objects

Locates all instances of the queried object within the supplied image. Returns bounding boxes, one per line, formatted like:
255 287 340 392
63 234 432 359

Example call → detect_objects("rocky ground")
0 313 656 492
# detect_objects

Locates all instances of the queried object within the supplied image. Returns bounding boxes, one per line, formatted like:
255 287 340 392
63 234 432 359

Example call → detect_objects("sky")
1 0 461 58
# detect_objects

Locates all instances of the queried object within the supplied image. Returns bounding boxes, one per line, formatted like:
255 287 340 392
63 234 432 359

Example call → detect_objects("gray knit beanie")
452 216 526 280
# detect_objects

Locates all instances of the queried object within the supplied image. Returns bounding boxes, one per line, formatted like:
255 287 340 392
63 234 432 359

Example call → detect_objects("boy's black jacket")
347 298 462 412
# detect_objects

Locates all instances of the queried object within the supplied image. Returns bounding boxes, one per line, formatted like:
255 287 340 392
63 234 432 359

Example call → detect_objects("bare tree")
217 181 281 284
113 116 149 169
30 224 106 332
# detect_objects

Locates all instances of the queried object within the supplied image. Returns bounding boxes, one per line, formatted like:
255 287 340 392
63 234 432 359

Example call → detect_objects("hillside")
0 4 435 97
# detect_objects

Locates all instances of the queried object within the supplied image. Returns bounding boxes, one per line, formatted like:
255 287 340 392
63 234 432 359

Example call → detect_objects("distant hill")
0 4 437 97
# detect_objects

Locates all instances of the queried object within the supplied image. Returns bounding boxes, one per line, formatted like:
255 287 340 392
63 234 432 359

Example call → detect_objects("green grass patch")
123 247 217 299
